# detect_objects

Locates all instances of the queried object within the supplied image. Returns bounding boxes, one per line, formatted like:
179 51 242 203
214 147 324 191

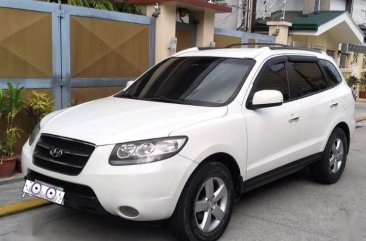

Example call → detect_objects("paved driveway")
356 102 366 117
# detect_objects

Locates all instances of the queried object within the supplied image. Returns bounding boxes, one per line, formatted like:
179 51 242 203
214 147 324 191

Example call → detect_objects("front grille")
26 171 107 215
33 134 95 176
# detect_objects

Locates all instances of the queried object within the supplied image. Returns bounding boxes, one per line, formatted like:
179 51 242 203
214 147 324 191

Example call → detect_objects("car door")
244 57 306 179
318 59 349 131
285 57 344 156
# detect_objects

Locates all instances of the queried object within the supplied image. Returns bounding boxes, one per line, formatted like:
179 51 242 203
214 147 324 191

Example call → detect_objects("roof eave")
289 12 364 45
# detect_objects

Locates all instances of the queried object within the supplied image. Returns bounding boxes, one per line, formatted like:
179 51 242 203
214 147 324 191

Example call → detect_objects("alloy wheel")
194 177 228 233
329 138 344 174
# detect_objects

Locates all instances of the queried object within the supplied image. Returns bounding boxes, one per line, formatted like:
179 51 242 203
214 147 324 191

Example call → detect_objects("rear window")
289 62 328 98
318 59 342 87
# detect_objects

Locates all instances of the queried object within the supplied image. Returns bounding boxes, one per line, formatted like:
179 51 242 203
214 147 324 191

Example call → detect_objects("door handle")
330 102 338 108
288 114 300 123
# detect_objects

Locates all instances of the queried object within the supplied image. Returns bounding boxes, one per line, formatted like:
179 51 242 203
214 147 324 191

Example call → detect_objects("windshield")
115 57 255 107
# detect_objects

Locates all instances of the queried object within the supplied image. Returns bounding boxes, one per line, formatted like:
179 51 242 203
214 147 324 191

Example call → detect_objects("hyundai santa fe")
22 46 355 241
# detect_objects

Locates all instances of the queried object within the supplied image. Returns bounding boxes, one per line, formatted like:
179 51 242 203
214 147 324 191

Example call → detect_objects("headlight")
29 122 41 146
109 136 188 165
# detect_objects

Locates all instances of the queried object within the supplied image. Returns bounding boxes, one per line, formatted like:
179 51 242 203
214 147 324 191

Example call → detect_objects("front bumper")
25 171 108 215
22 141 197 221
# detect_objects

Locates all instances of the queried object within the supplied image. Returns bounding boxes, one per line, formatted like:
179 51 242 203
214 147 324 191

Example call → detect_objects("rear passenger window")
319 60 342 86
289 62 328 97
253 63 289 101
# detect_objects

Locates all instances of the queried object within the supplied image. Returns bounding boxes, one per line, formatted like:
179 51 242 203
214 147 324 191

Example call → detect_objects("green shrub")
26 91 55 130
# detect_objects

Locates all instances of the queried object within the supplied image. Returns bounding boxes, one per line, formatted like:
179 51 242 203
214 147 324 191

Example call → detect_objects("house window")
339 53 349 68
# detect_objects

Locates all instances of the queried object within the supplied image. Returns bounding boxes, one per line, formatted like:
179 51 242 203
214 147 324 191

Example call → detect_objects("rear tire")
311 128 348 184
169 162 234 241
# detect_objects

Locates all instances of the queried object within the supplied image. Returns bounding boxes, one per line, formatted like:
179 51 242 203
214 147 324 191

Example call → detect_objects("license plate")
23 179 65 205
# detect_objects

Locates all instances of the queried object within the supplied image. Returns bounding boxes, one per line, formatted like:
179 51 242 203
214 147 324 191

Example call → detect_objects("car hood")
41 97 227 145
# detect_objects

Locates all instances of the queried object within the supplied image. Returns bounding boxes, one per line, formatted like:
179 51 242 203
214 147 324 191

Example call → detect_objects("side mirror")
123 80 135 91
249 90 283 110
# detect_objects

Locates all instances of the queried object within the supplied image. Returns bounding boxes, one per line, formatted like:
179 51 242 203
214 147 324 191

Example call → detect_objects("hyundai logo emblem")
50 148 63 158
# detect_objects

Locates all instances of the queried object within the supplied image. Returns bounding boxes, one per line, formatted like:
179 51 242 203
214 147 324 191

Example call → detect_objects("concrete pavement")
1 120 365 241
356 102 366 121
0 182 29 206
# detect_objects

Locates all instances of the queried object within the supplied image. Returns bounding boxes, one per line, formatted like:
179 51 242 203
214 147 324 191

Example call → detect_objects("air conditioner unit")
341 44 349 53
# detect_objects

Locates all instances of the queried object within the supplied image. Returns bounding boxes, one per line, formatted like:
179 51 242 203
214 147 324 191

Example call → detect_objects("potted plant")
359 74 366 99
0 82 24 178
346 75 359 99
346 75 359 88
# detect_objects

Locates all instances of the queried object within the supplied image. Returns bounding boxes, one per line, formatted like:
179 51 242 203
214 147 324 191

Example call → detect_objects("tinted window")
253 62 289 101
319 59 342 86
116 57 254 107
290 62 327 97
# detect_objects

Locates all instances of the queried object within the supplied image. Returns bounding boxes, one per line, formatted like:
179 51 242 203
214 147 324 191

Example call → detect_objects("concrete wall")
256 0 346 19
256 0 304 19
289 31 339 50
214 0 241 30
217 0 349 31
145 3 177 63
267 21 292 45
145 3 216 62
190 10 215 47
330 0 346 10
352 0 366 25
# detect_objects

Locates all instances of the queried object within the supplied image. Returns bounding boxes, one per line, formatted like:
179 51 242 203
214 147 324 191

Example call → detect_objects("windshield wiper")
146 97 192 105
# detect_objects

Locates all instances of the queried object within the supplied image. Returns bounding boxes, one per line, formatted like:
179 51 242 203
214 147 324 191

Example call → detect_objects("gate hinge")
58 78 66 86
57 10 65 18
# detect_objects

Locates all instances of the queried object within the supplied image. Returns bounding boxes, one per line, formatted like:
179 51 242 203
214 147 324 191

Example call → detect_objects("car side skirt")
241 153 322 193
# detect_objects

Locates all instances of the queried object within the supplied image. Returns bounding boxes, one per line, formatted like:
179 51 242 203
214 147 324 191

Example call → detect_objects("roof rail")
174 47 199 56
224 43 322 53
225 43 288 48
269 46 322 53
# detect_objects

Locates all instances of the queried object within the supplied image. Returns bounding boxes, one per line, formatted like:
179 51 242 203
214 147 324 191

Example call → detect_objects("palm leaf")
6 82 24 119
90 0 114 10
68 0 89 7
0 88 7 119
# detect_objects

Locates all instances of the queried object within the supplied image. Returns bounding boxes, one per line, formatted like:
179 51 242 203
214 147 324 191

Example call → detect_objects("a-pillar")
190 10 215 48
145 3 177 63
266 21 292 45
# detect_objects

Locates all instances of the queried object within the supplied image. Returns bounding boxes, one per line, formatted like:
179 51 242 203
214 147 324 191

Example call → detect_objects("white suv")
22 46 355 241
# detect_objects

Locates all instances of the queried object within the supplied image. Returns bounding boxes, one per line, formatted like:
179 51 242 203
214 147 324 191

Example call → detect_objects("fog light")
119 206 139 218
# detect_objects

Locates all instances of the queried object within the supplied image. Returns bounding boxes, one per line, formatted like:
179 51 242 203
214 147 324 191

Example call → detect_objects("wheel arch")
334 122 350 153
198 153 243 199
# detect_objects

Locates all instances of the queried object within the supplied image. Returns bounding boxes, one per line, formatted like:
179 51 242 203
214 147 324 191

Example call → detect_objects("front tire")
311 128 348 184
169 162 234 241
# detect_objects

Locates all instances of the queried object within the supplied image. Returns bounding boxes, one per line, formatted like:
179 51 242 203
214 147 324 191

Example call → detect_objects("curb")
0 177 24 186
356 116 366 122
0 198 51 217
